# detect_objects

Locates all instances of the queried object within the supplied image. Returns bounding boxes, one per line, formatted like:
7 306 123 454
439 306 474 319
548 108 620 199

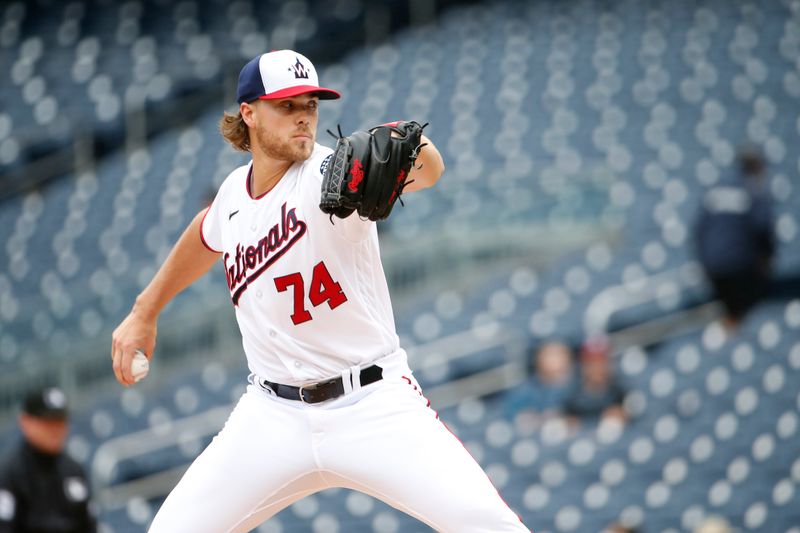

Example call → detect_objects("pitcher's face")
244 95 319 162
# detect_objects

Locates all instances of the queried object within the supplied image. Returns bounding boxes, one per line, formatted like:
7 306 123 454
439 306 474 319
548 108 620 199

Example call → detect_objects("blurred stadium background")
1 0 799 531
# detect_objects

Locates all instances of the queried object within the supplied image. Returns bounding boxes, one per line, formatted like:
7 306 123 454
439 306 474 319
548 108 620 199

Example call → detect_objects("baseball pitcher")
111 49 529 532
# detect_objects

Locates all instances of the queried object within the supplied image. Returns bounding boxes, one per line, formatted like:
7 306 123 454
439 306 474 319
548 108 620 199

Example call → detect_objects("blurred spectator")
604 523 640 533
564 336 627 424
694 145 774 331
503 341 574 430
0 387 97 533
694 516 732 533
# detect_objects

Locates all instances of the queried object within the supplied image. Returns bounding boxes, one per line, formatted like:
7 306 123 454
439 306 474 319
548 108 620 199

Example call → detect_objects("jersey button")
294 360 302 368
250 224 257 231
256 290 263 298
269 329 277 338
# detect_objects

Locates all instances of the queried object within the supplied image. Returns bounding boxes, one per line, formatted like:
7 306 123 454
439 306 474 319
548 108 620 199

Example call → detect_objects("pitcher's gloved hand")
320 121 427 221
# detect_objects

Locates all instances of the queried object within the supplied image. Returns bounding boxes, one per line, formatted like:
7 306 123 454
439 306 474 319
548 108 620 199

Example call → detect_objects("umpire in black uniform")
0 386 97 532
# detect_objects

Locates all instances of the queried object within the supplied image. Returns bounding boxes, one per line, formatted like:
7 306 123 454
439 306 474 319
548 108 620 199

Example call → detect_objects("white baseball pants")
148 354 529 532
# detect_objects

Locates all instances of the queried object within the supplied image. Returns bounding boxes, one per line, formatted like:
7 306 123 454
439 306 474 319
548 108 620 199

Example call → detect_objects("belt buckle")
298 382 319 404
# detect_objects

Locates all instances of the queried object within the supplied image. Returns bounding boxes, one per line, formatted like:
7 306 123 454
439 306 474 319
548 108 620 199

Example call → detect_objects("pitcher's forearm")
134 208 221 320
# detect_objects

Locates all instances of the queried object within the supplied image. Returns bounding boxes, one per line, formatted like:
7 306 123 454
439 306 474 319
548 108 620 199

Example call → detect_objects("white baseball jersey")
200 143 400 385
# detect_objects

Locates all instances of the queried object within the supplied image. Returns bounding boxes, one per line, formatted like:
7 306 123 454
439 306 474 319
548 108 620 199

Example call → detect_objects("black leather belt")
261 365 383 404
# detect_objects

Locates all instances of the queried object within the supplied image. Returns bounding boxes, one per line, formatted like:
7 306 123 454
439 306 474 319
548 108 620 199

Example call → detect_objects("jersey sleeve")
200 196 223 253
200 165 248 253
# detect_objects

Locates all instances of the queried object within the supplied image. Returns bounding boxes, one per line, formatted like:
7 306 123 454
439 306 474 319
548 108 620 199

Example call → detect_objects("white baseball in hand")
131 350 150 383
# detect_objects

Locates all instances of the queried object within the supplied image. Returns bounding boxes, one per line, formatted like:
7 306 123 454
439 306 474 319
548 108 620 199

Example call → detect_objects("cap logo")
44 388 66 410
290 57 310 79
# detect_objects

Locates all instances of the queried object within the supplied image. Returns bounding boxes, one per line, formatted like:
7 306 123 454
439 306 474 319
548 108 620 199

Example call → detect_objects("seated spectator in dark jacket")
564 336 627 425
604 523 640 533
504 341 574 431
694 516 732 533
694 146 774 330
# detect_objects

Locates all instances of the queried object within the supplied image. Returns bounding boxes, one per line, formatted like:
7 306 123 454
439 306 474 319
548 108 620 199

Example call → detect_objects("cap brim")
23 408 68 420
258 85 341 100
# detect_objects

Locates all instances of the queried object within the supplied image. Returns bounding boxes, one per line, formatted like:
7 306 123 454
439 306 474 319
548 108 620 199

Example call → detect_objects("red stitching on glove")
348 159 365 192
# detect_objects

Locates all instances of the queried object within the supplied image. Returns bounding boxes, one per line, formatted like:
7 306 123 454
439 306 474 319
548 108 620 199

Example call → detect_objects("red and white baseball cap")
236 49 341 104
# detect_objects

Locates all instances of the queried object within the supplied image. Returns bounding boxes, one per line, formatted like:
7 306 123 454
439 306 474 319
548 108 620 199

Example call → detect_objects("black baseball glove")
319 121 427 221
